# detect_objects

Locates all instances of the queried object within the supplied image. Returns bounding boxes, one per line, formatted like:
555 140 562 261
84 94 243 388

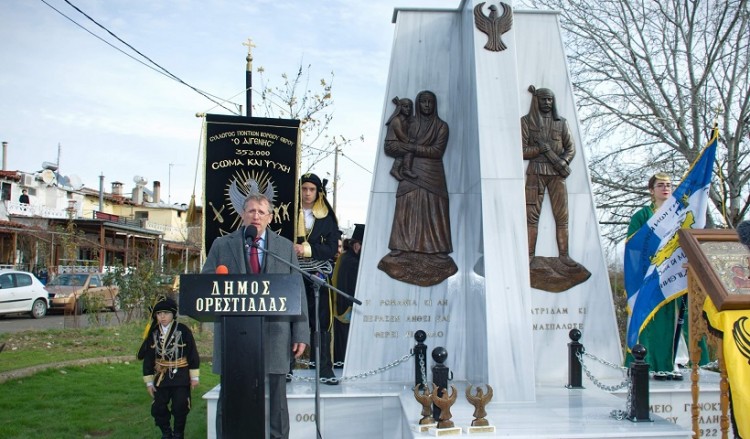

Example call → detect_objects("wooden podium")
179 273 303 439
679 229 750 439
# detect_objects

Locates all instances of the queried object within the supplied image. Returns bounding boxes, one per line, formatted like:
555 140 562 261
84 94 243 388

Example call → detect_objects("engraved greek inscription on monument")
532 322 584 331
628 389 724 433
531 307 568 315
530 306 585 331
405 330 445 339
380 299 418 306
374 331 400 339
362 315 402 322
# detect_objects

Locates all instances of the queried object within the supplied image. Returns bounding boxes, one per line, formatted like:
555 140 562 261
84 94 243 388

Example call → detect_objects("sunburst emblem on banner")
226 169 276 230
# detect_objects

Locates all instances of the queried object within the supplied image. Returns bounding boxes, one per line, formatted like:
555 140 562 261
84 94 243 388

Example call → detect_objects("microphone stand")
249 239 361 438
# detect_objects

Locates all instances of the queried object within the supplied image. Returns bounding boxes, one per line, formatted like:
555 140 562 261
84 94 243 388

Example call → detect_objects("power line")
340 151 372 174
39 0 237 114
247 85 371 173
42 0 374 175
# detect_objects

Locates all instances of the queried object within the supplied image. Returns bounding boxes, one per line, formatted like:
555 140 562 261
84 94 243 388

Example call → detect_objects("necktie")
249 237 261 274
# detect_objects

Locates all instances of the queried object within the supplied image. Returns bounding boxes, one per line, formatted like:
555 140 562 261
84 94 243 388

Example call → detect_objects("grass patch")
0 319 213 374
0 318 217 437
0 361 219 438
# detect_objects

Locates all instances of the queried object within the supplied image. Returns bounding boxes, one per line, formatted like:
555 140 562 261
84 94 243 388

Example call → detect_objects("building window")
1 183 10 201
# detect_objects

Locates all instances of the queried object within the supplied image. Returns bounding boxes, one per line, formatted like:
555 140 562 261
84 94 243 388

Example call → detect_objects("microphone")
737 221 750 249
216 265 229 275
244 225 258 246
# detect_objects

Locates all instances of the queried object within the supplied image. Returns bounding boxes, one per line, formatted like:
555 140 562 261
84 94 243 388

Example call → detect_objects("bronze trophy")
411 384 437 432
431 384 460 432
465 384 496 433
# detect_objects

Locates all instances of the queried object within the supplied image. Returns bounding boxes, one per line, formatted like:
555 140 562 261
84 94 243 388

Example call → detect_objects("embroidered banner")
703 297 750 438
625 128 717 348
203 114 300 251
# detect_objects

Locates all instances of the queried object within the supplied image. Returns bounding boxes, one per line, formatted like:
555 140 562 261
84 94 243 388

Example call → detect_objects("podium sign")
178 273 303 321
179 273 303 439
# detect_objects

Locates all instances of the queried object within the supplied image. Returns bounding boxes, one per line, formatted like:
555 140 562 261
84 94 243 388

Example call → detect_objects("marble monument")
344 0 623 402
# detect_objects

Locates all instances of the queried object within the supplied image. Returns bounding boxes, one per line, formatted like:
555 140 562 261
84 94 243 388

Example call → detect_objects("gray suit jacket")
202 227 310 374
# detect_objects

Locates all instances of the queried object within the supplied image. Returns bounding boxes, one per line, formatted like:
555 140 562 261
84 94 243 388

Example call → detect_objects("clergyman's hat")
351 224 365 242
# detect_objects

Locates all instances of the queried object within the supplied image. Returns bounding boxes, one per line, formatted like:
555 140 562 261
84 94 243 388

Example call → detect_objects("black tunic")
142 321 200 387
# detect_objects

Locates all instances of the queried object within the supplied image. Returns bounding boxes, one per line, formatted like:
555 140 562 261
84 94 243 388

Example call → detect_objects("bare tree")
252 64 364 177
526 0 750 245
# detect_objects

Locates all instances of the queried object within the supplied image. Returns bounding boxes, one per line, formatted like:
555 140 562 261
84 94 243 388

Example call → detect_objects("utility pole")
333 143 339 213
168 163 174 205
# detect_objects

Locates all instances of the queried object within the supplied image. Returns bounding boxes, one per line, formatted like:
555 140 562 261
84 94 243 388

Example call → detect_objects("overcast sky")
0 0 460 228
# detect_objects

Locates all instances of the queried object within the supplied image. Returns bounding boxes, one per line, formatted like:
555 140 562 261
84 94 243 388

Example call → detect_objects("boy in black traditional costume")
139 296 200 439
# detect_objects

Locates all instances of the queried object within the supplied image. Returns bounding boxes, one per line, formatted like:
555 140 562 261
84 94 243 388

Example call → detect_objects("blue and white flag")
624 128 718 348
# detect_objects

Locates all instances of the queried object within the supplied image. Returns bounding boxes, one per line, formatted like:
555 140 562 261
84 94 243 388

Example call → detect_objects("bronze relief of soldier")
378 90 458 287
522 85 590 292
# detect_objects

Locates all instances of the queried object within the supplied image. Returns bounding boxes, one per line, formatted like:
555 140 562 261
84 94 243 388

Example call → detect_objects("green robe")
625 204 710 371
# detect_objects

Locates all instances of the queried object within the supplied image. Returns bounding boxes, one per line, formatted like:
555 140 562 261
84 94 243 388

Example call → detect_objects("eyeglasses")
245 209 270 217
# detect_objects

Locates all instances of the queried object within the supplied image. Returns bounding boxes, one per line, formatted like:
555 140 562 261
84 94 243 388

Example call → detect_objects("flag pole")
671 123 719 368
672 295 687 368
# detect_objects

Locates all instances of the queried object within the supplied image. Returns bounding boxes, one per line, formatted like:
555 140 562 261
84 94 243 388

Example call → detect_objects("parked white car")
0 269 48 319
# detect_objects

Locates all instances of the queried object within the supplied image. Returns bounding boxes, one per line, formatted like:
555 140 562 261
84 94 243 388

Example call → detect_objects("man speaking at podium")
202 191 310 439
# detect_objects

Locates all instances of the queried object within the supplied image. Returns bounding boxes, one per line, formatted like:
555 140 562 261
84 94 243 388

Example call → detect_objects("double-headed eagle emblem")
228 177 275 218
734 316 750 364
474 2 513 52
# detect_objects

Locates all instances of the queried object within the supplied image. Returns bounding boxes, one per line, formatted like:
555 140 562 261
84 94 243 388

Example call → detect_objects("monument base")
611 366 727 435
203 369 705 438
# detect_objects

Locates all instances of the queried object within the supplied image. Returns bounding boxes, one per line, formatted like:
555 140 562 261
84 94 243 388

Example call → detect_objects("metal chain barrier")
419 353 427 386
288 351 414 383
575 350 632 420
296 359 345 368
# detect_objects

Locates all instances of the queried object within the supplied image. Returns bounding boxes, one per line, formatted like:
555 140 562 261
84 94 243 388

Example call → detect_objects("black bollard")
627 344 652 422
566 329 584 389
414 330 428 390
431 347 450 422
